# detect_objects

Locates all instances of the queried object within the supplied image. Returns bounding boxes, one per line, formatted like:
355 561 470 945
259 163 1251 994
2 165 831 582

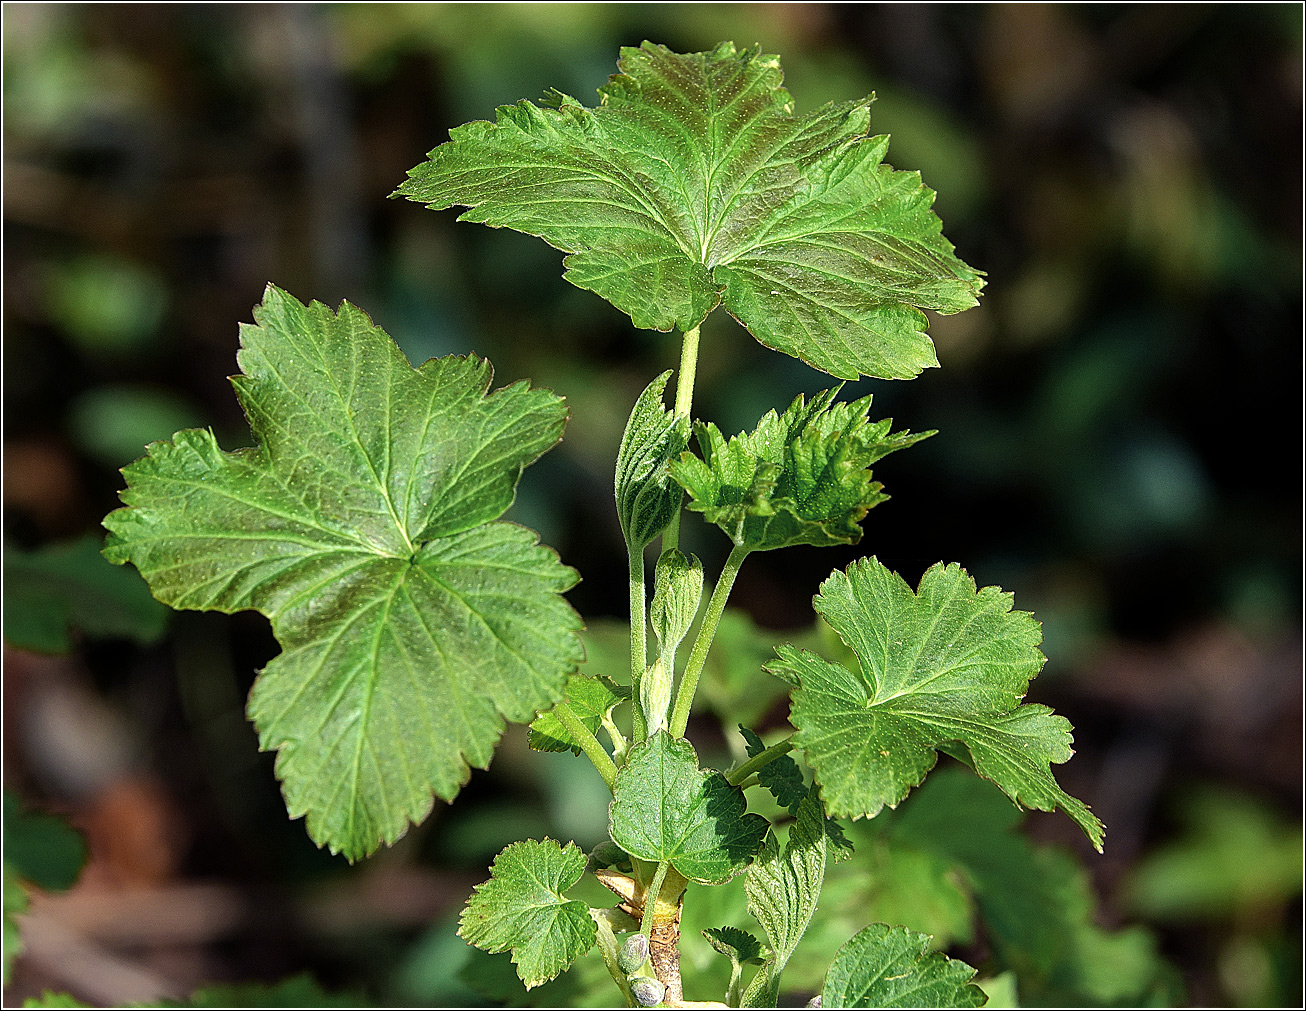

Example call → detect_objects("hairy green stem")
590 908 636 1006
661 325 700 553
668 543 749 738
628 543 648 742
640 860 670 941
552 701 617 791
726 738 794 786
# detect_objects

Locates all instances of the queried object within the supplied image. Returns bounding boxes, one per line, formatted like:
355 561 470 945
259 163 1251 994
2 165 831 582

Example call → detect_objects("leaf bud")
639 658 672 736
629 975 666 1006
806 996 822 1009
650 549 703 655
618 931 650 973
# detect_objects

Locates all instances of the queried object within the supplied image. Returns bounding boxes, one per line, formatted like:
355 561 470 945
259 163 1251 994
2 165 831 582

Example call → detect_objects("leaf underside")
768 557 1104 850
459 838 597 989
397 41 983 381
822 923 985 1008
102 285 584 860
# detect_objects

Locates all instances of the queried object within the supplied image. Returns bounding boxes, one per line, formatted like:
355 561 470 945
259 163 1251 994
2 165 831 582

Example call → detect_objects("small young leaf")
704 925 768 1007
610 731 767 885
614 371 690 550
768 558 1105 850
821 923 985 1008
458 839 597 989
3 535 168 653
739 727 853 863
397 42 982 381
670 389 930 552
650 549 704 658
529 673 628 754
742 792 827 1007
102 285 584 860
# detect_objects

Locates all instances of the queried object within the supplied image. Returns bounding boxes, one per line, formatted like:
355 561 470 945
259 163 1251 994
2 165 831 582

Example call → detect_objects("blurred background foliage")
2 3 1300 1007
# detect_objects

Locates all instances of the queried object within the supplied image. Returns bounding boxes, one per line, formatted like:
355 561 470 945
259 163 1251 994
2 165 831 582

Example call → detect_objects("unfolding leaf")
102 285 583 860
397 42 982 381
742 792 827 1007
739 727 852 863
459 839 597 989
529 673 628 754
3 535 168 653
670 389 930 552
704 926 768 1007
609 731 767 885
769 558 1104 850
614 371 690 549
821 923 984 1008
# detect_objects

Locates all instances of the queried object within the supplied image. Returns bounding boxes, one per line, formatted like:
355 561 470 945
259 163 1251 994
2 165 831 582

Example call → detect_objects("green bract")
670 388 930 552
821 923 986 1008
396 41 982 380
102 285 583 860
768 558 1105 850
459 839 597 989
610 731 767 885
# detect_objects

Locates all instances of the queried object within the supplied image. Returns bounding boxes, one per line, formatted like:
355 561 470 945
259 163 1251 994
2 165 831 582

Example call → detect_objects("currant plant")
103 42 1104 1008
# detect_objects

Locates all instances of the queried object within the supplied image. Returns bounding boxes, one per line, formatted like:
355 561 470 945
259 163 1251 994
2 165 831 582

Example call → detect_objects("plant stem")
640 860 670 941
725 738 794 786
590 908 636 1007
552 701 617 791
661 325 701 553
628 543 648 742
668 543 749 738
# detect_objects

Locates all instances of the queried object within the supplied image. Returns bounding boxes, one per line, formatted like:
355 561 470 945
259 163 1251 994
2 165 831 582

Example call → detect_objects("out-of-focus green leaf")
44 254 166 356
161 973 366 1007
3 792 87 985
821 923 984 1008
1126 786 1303 923
67 385 202 468
770 557 1104 850
103 285 583 859
977 971 1019 1008
22 993 88 1009
459 839 596 989
3 535 169 653
610 731 766 885
398 41 982 380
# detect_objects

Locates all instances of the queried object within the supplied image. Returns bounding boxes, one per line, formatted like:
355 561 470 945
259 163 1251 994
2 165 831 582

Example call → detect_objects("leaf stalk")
725 738 795 787
661 324 700 552
628 543 649 742
552 701 617 791
668 543 749 738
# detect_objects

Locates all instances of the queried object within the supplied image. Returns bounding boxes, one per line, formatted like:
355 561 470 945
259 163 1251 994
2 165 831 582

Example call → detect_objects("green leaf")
610 731 767 884
528 672 628 754
822 923 985 1008
614 372 690 550
670 389 930 552
397 42 982 381
768 558 1104 850
3 792 87 985
704 925 768 1007
161 974 366 1008
102 285 583 860
22 993 89 1009
650 549 703 658
3 535 168 653
742 792 827 1007
458 839 597 989
739 727 853 863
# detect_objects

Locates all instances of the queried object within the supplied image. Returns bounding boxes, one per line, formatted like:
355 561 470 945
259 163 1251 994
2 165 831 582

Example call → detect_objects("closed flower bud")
630 976 666 1006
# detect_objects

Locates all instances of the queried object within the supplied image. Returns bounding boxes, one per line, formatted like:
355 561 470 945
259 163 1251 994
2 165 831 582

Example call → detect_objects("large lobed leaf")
102 285 584 860
609 731 767 885
769 558 1104 850
397 42 982 381
459 839 597 989
671 388 929 552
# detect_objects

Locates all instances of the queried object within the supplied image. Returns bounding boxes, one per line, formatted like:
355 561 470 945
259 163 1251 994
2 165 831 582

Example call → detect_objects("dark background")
3 4 1301 1007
